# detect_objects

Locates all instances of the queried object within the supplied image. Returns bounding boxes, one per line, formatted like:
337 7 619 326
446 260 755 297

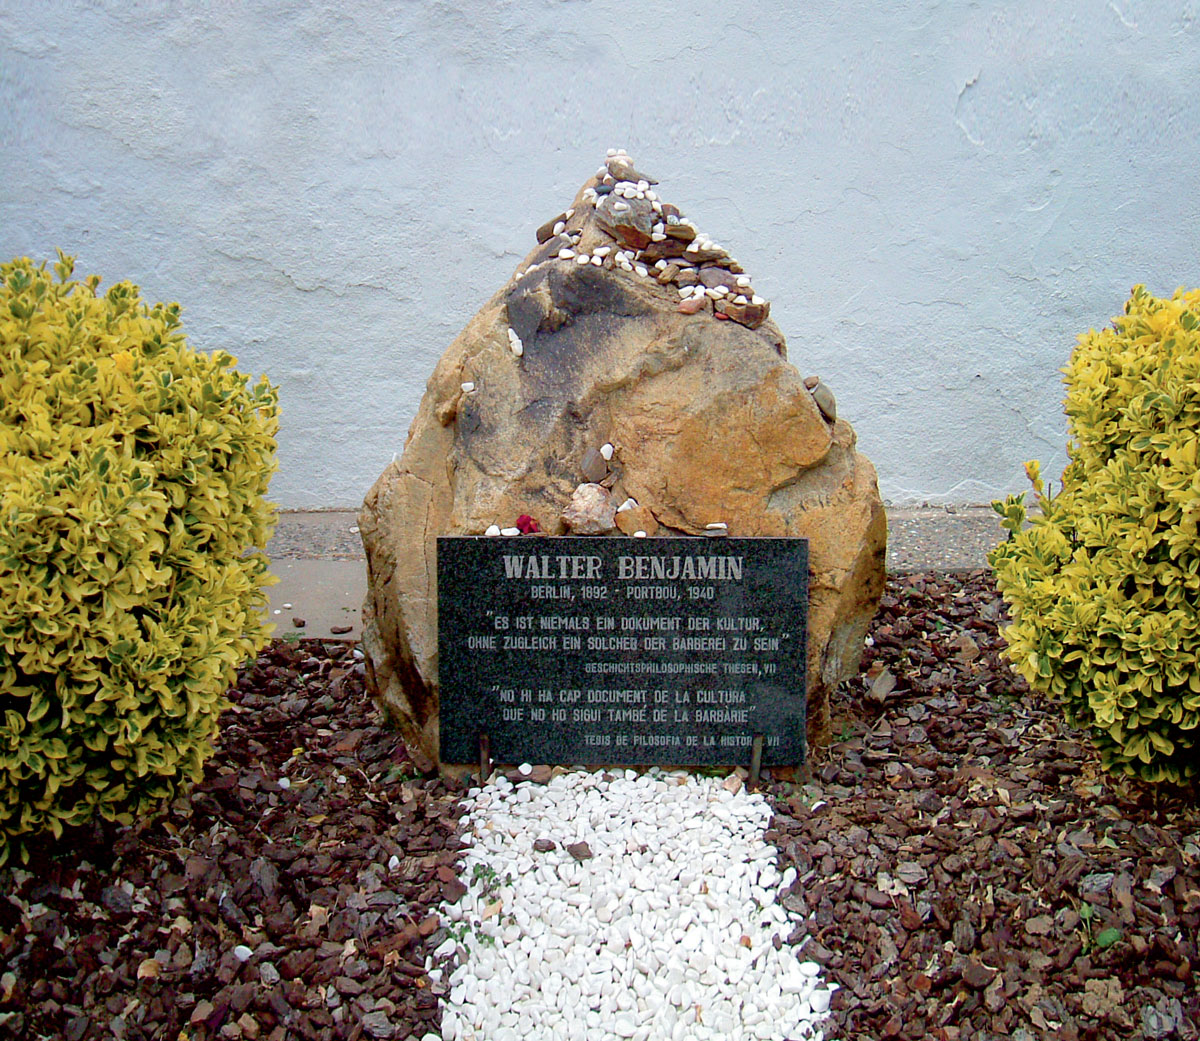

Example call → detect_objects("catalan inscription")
437 537 808 766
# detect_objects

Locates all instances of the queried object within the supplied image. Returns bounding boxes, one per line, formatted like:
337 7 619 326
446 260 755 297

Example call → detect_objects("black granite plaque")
437 537 808 766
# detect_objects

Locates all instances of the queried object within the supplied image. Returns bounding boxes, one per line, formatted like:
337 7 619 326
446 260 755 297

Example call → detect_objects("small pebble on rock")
581 446 608 484
811 382 837 422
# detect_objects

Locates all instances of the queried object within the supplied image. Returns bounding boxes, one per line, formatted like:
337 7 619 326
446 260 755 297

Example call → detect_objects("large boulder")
360 152 886 770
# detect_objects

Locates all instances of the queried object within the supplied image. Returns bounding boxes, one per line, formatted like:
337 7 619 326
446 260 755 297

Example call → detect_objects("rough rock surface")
360 152 886 769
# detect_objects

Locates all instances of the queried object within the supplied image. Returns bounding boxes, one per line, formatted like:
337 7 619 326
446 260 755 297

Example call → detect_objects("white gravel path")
426 769 834 1041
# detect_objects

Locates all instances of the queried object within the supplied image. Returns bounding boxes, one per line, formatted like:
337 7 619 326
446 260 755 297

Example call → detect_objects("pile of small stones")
473 151 840 539
427 769 834 1041
525 149 771 331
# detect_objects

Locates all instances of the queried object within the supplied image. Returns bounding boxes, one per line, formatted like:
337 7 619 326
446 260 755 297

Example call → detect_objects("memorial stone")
360 151 886 771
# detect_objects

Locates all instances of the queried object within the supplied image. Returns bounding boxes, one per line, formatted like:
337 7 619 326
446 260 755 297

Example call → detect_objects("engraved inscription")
437 537 808 766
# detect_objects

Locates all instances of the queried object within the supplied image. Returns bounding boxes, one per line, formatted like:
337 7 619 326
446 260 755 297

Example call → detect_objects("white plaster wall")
3 1 1198 508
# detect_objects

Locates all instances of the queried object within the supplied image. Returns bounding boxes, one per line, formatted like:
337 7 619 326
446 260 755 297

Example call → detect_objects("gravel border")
2 572 1196 1041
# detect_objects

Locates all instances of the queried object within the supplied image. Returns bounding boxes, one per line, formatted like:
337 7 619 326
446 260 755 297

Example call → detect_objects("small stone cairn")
531 148 778 336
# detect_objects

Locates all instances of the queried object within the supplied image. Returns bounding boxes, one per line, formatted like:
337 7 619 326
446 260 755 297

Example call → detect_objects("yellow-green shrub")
990 285 1200 783
0 252 278 862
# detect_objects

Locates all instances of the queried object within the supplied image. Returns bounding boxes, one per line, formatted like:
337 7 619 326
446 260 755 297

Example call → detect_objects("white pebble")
735 295 749 305
705 522 728 530
752 295 765 305
500 527 520 537
460 381 475 393
736 275 752 287
431 771 831 1038
277 777 291 790
651 232 666 241
612 201 629 212
558 248 576 259
484 525 501 537
233 945 253 963
590 255 602 266
518 763 533 776
565 208 575 219
633 530 647 538
575 253 591 265
388 854 401 871
634 265 648 278
616 498 637 512
599 443 614 460
592 245 611 257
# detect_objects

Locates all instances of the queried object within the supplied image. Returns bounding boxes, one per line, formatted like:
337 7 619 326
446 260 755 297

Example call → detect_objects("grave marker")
437 536 808 766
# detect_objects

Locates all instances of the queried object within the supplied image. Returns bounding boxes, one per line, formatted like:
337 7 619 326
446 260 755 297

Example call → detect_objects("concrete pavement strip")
264 507 1007 641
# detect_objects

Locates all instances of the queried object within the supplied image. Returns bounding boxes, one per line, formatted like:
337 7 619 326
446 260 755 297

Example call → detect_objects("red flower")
515 514 541 534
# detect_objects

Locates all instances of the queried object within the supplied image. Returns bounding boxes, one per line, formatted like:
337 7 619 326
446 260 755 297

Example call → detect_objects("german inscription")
437 537 808 766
